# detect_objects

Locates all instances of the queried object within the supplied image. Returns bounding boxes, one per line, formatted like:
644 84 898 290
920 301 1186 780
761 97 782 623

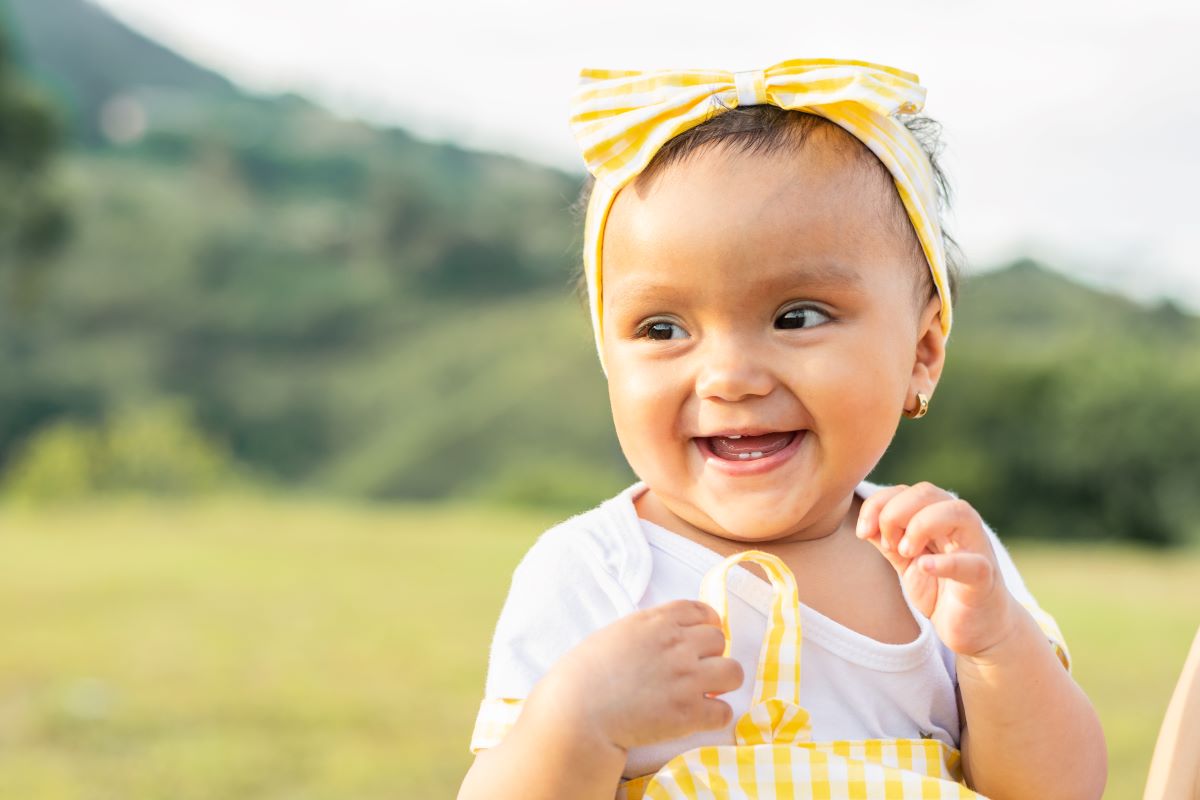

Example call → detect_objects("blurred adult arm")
1144 625 1200 800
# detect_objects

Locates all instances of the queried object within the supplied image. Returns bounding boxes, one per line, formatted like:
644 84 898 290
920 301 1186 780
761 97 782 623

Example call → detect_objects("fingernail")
899 541 911 557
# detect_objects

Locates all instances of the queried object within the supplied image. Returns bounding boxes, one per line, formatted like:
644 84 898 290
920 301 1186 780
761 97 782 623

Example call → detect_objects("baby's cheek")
817 363 900 447
620 366 673 405
608 371 686 471
807 358 876 410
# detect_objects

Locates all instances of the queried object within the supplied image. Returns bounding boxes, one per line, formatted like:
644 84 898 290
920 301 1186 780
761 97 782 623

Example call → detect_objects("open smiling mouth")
706 431 798 460
694 430 806 474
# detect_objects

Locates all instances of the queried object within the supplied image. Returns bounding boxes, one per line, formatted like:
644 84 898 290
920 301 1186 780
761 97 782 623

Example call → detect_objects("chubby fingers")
857 482 957 554
855 483 908 549
896 497 990 560
658 598 732 662
698 654 745 701
916 552 994 586
661 598 722 628
659 600 745 714
682 616 728 658
877 483 958 554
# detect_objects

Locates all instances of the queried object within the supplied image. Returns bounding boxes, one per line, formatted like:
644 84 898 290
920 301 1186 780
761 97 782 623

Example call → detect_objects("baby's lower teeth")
736 451 766 460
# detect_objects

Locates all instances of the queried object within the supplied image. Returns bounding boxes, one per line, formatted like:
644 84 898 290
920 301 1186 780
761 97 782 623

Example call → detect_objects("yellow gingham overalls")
617 550 985 800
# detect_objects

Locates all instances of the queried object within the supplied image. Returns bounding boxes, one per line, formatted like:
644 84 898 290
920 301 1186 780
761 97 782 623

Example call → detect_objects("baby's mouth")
705 431 798 461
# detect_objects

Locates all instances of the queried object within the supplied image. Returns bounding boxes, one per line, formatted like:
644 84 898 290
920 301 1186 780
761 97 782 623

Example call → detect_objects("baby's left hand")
855 482 1018 658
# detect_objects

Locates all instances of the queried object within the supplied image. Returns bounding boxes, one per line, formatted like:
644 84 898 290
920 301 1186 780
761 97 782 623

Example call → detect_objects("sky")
92 0 1200 310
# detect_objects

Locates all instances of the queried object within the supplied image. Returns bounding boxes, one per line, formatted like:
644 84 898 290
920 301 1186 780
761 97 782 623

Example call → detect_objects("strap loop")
733 68 769 106
699 550 812 744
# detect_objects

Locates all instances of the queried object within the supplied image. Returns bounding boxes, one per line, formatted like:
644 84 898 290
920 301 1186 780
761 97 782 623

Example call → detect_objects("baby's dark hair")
568 102 963 321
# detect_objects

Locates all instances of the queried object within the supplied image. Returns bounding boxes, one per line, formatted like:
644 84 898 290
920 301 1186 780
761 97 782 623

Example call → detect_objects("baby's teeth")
727 434 742 439
738 453 749 460
750 451 763 458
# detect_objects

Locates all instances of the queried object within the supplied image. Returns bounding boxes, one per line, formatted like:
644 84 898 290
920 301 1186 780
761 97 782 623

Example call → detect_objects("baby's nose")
694 340 775 402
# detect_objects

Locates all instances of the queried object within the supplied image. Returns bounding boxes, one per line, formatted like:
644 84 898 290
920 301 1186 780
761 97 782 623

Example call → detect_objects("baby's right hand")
535 599 744 752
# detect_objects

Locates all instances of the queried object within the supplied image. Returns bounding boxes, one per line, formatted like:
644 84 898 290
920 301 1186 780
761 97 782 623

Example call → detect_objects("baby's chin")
691 495 823 543
705 514 811 543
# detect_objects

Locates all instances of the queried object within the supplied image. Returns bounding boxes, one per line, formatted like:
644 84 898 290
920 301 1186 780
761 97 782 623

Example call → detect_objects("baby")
458 59 1107 799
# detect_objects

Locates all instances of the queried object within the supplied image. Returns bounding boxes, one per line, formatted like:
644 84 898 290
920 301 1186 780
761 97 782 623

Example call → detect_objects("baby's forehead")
601 137 926 307
609 138 908 256
632 116 893 199
613 136 907 255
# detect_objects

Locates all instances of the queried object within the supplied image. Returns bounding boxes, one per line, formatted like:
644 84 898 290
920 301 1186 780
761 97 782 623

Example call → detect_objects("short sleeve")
981 520 1072 672
469 524 637 753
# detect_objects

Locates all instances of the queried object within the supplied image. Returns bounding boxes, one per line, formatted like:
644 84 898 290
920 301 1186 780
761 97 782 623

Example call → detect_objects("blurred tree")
417 235 538 297
0 23 69 310
2 399 242 501
874 262 1200 547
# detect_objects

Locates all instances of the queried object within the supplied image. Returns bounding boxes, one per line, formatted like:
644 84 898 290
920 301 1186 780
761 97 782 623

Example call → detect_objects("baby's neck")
633 487 862 562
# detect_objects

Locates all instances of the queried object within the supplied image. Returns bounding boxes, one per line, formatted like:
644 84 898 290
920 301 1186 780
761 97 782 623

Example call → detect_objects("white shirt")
471 478 1067 780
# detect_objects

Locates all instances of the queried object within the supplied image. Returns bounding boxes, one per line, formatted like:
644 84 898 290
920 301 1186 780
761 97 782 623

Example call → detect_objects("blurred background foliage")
0 2 1197 798
0 0 1198 550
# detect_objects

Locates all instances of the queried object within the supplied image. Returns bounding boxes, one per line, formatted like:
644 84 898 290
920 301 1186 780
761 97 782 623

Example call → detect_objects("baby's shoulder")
509 482 652 611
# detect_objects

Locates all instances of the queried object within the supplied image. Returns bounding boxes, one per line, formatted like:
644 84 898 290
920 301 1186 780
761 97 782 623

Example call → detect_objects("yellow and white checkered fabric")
618 550 985 800
568 58 952 376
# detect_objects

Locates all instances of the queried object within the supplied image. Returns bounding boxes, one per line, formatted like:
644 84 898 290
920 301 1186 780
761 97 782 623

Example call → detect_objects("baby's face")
600 129 946 542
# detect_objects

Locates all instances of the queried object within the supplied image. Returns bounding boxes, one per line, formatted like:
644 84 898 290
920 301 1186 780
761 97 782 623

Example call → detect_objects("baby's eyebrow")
760 264 864 291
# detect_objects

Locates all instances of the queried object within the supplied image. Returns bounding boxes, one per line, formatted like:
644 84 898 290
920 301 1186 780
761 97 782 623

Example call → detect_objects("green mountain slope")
2 0 238 142
956 258 1200 352
0 0 1197 544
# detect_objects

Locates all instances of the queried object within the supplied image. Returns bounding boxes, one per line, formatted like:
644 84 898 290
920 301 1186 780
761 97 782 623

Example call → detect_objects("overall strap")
699 550 812 745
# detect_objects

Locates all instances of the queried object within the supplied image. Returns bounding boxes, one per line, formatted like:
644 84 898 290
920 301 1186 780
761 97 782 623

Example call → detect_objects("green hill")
1 0 238 143
0 0 1197 545
957 257 1200 351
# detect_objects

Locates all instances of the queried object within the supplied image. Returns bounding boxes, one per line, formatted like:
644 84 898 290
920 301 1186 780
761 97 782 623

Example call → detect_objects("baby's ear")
910 293 947 389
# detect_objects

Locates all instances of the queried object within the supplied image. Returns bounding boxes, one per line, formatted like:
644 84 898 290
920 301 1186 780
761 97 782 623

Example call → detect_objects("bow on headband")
567 58 952 376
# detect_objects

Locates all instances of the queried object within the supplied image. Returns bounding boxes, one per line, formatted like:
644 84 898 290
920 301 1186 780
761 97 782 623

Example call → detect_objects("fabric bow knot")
566 58 951 375
736 698 813 747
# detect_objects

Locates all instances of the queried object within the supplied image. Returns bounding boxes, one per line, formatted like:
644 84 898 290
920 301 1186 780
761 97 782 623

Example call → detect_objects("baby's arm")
952 587 1106 799
457 525 743 800
461 702 626 800
459 598 741 800
857 482 1107 800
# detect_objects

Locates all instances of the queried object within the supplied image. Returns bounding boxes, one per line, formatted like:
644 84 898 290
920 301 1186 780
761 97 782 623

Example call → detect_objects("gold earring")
904 392 930 419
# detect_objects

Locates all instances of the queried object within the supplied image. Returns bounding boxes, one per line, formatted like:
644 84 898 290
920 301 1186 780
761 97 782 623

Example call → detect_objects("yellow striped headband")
568 58 952 376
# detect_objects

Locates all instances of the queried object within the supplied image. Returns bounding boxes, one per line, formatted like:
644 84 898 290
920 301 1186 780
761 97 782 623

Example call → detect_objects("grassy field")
0 496 1196 799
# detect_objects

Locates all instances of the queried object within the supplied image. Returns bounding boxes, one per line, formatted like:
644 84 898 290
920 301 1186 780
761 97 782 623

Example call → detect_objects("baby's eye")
637 320 688 341
776 305 832 330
